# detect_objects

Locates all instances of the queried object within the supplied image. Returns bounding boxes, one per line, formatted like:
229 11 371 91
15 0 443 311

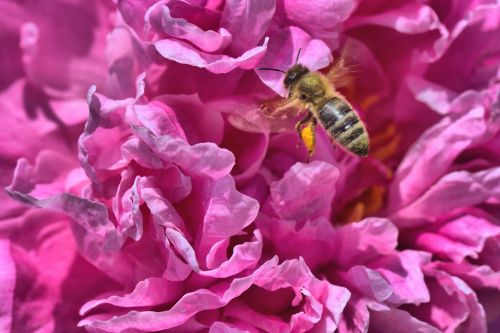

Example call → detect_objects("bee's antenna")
295 48 302 64
258 67 286 74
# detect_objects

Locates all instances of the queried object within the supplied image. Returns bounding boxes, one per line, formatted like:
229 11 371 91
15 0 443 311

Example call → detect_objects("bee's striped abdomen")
317 97 369 156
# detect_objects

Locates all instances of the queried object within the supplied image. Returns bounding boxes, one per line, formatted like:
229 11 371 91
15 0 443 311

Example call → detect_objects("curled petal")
270 161 340 221
147 3 232 53
392 167 500 227
389 106 490 212
221 0 275 55
332 218 398 268
80 277 182 315
154 37 269 74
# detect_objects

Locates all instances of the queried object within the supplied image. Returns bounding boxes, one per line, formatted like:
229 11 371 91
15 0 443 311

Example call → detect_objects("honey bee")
258 48 370 160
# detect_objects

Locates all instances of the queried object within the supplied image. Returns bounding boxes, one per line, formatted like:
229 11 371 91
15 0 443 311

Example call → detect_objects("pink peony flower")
2 0 500 332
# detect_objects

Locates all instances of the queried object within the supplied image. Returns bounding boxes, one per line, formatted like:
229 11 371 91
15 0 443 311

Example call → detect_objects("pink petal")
347 3 441 34
346 266 393 303
332 218 398 268
157 94 225 145
257 26 332 95
392 167 500 226
131 125 235 180
389 106 490 213
404 215 500 262
0 240 15 332
197 175 260 257
368 250 431 305
270 161 340 221
409 267 488 333
80 277 183 315
221 0 275 55
154 37 268 74
369 307 441 333
147 3 231 53
78 258 280 332
283 0 355 40
431 261 500 290
255 214 336 269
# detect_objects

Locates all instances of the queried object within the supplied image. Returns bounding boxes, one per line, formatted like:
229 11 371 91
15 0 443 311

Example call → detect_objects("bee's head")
284 64 309 89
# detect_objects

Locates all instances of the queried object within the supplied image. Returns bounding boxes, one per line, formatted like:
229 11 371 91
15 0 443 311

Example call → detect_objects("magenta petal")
197 175 260 257
80 277 182 315
0 240 15 332
406 215 500 262
392 167 500 226
369 250 431 305
131 101 188 141
221 0 275 55
148 3 232 53
270 161 339 221
78 258 279 332
5 158 124 267
346 265 393 303
131 125 235 180
389 107 489 212
154 37 268 74
283 0 355 38
332 218 398 268
257 26 332 95
413 267 488 333
430 261 500 290
347 3 441 34
369 307 441 333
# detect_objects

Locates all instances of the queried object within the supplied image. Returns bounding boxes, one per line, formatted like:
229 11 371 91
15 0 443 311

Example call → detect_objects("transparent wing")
325 38 363 90
223 96 306 133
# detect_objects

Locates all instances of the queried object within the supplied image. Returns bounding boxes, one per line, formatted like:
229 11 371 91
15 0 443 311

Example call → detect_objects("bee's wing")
324 39 363 89
215 96 305 133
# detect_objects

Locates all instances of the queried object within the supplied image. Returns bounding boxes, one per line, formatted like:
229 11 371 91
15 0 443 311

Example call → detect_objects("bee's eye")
300 94 307 100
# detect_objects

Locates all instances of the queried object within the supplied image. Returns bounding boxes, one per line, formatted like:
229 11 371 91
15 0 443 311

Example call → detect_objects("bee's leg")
295 113 316 162
305 119 317 163
295 112 313 139
261 99 303 118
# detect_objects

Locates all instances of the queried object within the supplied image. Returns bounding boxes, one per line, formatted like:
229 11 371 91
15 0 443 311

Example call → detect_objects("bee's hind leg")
295 113 317 162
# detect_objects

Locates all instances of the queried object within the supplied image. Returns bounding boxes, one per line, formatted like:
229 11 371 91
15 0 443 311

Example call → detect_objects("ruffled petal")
154 37 268 74
221 0 275 55
270 161 340 221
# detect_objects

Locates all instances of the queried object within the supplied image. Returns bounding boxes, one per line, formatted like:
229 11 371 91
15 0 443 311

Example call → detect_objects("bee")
258 48 370 160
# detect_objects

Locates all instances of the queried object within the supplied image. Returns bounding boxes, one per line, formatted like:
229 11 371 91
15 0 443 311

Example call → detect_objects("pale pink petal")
131 125 235 180
196 175 260 257
270 161 340 221
147 3 232 53
154 37 268 74
332 218 398 268
368 250 431 305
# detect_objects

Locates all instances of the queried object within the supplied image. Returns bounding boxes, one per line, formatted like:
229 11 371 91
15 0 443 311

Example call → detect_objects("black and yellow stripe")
317 97 369 156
